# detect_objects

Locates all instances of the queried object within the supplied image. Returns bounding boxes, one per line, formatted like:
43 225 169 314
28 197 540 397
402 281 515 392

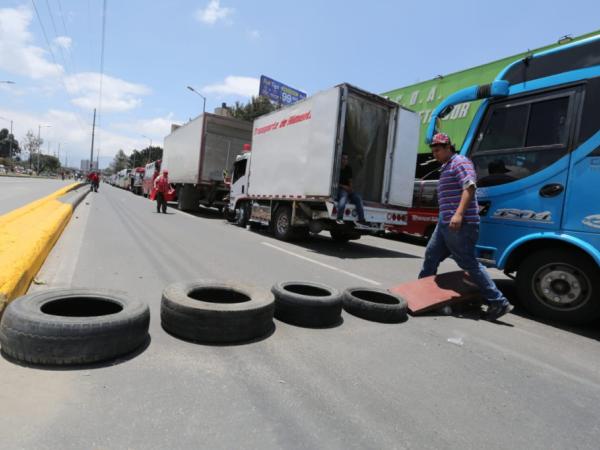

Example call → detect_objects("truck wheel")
235 202 248 227
273 206 295 241
271 281 342 328
161 281 274 343
343 288 408 323
516 249 600 324
0 289 150 365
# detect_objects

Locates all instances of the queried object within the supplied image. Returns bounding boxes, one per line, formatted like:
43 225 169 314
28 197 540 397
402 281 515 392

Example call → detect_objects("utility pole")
90 108 96 172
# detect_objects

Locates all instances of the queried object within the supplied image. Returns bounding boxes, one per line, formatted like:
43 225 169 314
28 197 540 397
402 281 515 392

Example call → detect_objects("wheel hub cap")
536 267 585 308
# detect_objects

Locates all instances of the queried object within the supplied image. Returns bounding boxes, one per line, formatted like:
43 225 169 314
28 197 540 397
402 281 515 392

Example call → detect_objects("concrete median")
0 182 87 313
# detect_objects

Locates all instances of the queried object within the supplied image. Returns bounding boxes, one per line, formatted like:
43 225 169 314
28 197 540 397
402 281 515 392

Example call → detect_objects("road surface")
1 184 599 449
0 177 72 215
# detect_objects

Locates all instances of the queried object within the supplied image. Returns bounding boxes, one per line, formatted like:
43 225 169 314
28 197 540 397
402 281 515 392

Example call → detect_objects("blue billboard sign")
259 75 307 106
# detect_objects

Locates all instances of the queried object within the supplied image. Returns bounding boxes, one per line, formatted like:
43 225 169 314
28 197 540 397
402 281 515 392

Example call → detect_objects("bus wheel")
516 249 600 324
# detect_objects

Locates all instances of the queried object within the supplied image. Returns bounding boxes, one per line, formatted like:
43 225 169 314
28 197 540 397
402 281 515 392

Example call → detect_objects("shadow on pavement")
494 279 600 341
162 321 276 347
285 235 421 260
1 334 152 371
381 232 428 247
172 205 224 220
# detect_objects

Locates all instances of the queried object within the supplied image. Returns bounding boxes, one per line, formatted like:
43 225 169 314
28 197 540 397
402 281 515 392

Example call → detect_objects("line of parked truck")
105 33 600 326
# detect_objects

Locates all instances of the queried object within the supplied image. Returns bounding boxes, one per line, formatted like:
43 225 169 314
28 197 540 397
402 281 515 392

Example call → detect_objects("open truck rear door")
385 107 420 207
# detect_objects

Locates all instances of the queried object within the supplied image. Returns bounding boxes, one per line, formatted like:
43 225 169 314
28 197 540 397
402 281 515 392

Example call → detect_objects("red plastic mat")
389 271 481 315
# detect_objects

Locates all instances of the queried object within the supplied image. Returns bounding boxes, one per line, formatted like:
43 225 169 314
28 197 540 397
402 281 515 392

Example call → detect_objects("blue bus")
426 35 600 324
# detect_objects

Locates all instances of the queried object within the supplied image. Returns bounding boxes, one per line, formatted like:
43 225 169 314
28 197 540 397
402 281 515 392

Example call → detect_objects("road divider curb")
0 182 86 314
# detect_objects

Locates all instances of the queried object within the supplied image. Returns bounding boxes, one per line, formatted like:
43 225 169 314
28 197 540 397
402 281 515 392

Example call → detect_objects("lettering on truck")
254 111 312 136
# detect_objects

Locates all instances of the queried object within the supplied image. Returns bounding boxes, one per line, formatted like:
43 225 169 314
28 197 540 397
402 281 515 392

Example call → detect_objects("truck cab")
428 36 600 323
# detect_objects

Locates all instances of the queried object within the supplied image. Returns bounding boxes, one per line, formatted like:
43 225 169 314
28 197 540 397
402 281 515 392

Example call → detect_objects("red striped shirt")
438 154 479 224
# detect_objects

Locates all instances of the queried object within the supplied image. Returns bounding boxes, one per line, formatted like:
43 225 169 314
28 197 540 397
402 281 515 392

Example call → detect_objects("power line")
55 0 69 36
96 0 108 156
30 0 90 137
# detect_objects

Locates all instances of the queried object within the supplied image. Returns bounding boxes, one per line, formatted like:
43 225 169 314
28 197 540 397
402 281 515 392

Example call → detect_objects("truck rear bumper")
325 201 407 227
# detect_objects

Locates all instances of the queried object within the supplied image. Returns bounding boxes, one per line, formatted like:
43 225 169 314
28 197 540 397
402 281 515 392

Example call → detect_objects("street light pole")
187 86 206 114
142 135 152 164
37 124 52 173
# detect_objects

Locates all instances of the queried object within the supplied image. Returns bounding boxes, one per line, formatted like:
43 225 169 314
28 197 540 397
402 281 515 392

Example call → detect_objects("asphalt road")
1 184 599 449
0 176 72 215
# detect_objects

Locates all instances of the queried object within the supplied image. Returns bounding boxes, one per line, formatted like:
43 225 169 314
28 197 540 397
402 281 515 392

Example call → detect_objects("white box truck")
226 83 419 242
162 113 253 211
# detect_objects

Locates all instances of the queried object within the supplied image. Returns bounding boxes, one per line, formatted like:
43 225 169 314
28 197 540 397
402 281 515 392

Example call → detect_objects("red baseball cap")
430 132 452 147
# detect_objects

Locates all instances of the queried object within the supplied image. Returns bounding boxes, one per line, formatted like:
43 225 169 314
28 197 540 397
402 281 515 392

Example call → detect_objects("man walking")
419 133 513 321
336 153 366 225
154 169 169 214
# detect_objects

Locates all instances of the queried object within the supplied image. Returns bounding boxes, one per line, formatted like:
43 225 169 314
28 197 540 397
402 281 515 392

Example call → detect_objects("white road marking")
262 241 381 286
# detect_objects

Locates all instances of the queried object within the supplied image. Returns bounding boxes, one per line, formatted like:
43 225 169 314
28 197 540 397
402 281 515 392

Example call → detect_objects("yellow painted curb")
0 183 82 313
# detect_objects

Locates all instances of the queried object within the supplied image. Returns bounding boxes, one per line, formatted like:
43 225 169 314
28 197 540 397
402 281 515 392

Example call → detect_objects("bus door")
467 85 583 257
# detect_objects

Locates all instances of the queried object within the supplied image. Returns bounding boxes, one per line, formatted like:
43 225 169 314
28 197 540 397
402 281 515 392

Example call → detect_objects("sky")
0 0 598 169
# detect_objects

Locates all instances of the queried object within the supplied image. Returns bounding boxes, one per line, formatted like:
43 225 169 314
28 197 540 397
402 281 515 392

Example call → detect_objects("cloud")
0 107 149 168
248 30 260 40
112 114 178 141
195 0 233 25
53 36 72 50
202 76 259 97
64 72 151 112
0 6 63 79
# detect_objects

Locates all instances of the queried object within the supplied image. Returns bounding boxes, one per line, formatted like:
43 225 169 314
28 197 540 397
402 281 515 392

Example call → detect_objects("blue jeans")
419 223 507 303
337 189 365 221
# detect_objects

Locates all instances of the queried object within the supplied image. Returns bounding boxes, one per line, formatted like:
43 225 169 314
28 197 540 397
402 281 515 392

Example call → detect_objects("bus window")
471 89 575 187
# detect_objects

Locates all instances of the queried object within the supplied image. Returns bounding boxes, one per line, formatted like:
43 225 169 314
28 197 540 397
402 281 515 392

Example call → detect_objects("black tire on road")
235 201 249 228
273 206 295 241
271 281 342 327
342 287 408 323
161 281 275 343
516 248 600 324
0 289 150 365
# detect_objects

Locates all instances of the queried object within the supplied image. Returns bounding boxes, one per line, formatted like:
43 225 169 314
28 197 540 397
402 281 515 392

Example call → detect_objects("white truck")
162 113 253 211
226 83 419 242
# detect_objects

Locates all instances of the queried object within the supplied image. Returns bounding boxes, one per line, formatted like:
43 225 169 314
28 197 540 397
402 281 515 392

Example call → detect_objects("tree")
231 96 277 122
0 128 20 158
128 146 163 168
22 130 42 167
110 149 130 172
28 154 60 173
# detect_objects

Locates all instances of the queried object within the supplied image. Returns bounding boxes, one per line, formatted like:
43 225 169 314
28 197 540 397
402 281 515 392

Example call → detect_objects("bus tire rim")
531 263 590 311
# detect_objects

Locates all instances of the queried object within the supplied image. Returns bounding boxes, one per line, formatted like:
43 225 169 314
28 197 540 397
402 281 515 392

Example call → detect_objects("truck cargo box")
163 113 252 185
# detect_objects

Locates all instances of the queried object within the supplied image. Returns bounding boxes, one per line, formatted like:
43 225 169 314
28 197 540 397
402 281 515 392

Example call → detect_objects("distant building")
80 159 98 171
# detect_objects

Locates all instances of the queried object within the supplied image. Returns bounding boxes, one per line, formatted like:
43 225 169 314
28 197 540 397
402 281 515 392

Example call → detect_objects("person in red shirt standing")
87 171 99 192
153 169 169 213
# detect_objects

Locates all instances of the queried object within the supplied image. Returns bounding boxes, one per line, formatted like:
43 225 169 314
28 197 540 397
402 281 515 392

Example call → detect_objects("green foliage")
0 128 20 157
110 149 130 172
230 96 277 122
28 154 60 173
128 146 163 168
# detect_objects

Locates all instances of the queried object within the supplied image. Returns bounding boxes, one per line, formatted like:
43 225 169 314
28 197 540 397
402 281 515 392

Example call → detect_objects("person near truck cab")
336 153 366 225
418 133 513 321
154 169 170 214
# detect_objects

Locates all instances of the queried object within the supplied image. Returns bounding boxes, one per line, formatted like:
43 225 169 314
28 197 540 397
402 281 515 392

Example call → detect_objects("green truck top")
382 30 600 154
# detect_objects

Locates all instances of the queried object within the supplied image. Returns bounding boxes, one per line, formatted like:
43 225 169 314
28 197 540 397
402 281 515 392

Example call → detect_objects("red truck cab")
386 159 440 241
